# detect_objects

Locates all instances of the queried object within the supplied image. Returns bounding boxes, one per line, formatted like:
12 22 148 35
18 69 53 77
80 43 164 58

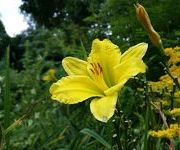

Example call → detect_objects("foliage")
0 0 180 149
20 0 104 28
19 0 180 81
20 0 180 46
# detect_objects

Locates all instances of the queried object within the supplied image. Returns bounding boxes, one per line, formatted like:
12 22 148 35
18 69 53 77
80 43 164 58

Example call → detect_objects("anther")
97 63 103 72
90 68 95 74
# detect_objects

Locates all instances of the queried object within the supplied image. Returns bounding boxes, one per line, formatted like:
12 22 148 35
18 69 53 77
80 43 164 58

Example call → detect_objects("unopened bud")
149 29 162 50
134 3 164 53
134 3 152 33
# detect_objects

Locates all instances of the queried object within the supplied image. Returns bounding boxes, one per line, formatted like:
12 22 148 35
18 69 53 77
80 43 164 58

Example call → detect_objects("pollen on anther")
90 62 103 75
90 68 95 74
97 63 103 72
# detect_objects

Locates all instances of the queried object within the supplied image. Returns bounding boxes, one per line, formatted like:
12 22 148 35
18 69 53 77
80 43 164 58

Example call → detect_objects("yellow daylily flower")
50 39 148 122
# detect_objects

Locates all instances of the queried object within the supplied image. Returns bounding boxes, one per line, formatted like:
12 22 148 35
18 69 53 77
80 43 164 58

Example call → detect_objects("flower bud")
149 29 162 50
134 3 163 52
134 3 152 33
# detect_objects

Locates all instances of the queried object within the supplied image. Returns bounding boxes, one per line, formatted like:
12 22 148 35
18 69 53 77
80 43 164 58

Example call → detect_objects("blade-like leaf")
80 128 111 149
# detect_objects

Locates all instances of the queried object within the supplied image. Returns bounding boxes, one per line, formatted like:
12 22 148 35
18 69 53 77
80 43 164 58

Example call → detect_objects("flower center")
90 63 103 75
89 62 109 92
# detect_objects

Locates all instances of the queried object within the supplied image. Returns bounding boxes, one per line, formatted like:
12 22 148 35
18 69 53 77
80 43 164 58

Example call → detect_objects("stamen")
93 63 99 75
90 62 103 75
89 62 108 91
97 63 103 72
90 68 95 74
90 63 94 68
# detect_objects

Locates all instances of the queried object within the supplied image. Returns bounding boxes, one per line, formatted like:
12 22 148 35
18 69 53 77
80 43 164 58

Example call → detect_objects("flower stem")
144 80 149 150
3 47 11 147
112 118 121 150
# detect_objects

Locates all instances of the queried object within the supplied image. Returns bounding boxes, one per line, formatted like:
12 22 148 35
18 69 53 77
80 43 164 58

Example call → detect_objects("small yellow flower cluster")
174 91 180 97
153 98 170 107
149 46 180 92
149 47 180 138
169 108 180 116
148 81 170 92
42 69 56 82
174 91 180 104
160 66 180 86
164 46 180 66
149 124 180 138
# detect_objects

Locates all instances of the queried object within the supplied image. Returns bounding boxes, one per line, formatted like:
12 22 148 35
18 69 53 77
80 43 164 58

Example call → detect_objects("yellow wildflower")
174 91 180 97
167 66 180 85
149 57 180 92
149 129 174 138
170 124 180 137
50 39 148 122
149 124 180 138
149 46 180 85
159 68 180 87
170 108 180 116
170 66 180 78
153 98 170 107
148 81 169 92
164 47 173 56
164 46 180 66
169 54 180 66
174 46 180 51
161 100 170 106
43 69 56 81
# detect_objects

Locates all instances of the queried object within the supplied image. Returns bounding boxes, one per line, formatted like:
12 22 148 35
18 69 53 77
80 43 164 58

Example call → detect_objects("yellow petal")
105 59 146 95
90 93 118 122
50 76 103 104
120 43 148 63
62 57 89 76
88 39 121 87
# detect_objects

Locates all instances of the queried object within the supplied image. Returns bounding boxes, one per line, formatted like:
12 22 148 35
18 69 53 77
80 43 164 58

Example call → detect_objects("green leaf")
80 128 111 149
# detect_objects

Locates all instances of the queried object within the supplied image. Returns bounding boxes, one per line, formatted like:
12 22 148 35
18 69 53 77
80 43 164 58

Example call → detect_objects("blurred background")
0 0 180 149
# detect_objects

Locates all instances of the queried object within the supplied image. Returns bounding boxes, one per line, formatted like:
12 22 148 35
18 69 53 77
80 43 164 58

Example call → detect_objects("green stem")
170 84 176 110
112 96 122 150
159 42 166 59
4 47 11 128
112 119 121 150
3 47 11 146
0 126 5 150
144 102 149 150
144 80 149 150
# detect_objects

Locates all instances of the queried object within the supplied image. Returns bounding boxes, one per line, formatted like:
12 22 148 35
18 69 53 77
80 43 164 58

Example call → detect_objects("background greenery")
0 0 180 149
